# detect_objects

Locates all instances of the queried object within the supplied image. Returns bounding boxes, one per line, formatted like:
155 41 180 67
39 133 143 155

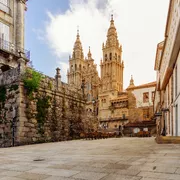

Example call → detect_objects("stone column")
16 0 26 50
55 67 62 89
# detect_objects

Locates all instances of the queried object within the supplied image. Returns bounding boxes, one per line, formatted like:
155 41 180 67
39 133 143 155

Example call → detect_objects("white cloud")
44 0 169 88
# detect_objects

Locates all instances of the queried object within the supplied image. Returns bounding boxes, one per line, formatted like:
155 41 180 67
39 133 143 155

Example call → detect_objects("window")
0 21 9 50
86 83 91 91
0 0 9 14
118 55 120 61
143 109 149 119
143 92 149 103
105 54 107 61
115 53 117 60
110 53 112 60
151 91 155 102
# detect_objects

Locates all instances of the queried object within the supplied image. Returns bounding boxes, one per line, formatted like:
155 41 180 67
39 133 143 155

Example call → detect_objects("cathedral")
67 15 156 132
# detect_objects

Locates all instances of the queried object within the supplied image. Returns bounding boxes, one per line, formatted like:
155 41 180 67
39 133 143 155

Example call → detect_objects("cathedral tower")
67 30 85 87
100 15 124 92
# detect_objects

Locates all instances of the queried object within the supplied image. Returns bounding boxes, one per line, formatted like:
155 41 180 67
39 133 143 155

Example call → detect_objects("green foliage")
48 81 53 90
36 96 51 134
23 69 43 96
0 86 6 103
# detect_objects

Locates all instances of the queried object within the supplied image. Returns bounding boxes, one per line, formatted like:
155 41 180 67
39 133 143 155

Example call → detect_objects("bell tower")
100 15 124 92
67 29 85 87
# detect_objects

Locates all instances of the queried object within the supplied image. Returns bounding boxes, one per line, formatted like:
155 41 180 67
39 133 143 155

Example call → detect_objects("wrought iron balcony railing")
0 2 11 14
0 38 30 60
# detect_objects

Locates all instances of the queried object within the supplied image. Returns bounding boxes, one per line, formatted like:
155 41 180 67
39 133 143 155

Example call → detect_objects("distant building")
0 0 29 72
154 0 180 136
67 15 156 133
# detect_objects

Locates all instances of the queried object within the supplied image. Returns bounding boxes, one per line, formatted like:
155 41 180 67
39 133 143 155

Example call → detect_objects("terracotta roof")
126 81 156 90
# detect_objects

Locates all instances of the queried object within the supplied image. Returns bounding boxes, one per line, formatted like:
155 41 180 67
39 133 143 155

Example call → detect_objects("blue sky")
25 0 69 77
25 0 169 88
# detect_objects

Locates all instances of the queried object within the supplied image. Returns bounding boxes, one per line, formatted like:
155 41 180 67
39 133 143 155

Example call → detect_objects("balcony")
0 2 11 15
0 38 30 60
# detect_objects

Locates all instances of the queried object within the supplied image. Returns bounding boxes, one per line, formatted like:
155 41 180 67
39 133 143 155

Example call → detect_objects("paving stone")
137 171 180 180
72 172 108 180
44 176 81 180
0 177 24 180
72 166 116 173
48 164 75 170
16 172 50 180
101 174 141 180
28 168 80 177
175 168 180 174
141 166 177 173
104 163 130 169
115 169 140 176
0 138 180 180
0 170 22 177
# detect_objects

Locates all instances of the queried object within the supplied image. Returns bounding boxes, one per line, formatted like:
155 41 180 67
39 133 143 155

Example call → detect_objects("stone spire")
87 46 92 59
72 27 84 59
127 75 135 89
105 14 119 48
130 75 134 86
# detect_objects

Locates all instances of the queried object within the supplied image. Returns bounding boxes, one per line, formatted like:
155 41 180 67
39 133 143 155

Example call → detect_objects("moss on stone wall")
36 95 51 134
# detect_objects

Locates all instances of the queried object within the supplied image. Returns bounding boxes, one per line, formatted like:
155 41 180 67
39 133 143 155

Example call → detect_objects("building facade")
67 30 99 113
126 77 156 123
67 15 156 132
154 0 180 136
0 0 29 73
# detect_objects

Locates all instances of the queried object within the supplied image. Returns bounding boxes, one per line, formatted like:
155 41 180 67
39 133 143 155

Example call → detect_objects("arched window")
105 54 107 61
110 53 112 60
115 53 117 60
118 55 120 61
79 64 81 70
75 64 77 70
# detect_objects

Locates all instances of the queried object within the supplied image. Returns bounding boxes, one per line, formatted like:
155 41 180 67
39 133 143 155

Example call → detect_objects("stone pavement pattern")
0 138 180 180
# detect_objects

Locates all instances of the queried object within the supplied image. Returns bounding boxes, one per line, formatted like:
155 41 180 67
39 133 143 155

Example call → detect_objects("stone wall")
0 68 98 147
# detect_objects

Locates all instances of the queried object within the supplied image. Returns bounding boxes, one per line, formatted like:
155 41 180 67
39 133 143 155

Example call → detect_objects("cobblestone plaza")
0 138 180 180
